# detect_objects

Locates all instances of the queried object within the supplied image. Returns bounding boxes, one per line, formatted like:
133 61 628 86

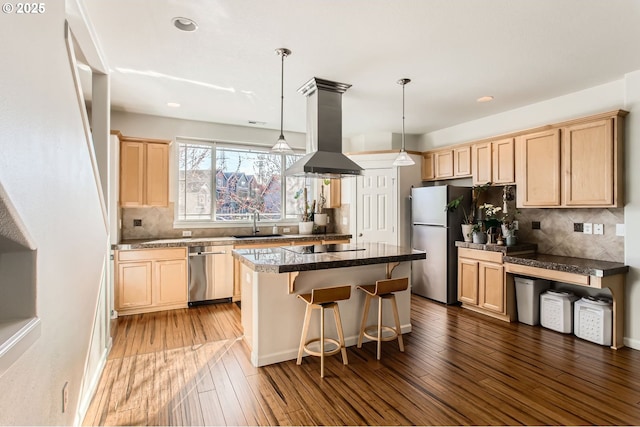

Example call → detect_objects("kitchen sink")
232 234 283 239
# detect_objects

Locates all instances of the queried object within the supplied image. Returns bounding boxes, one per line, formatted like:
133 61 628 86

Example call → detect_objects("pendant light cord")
279 51 285 138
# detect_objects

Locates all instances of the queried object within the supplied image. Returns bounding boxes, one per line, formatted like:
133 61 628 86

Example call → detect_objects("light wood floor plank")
84 297 640 426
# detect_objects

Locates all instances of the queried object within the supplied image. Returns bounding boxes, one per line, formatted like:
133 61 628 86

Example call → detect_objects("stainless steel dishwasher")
188 245 231 306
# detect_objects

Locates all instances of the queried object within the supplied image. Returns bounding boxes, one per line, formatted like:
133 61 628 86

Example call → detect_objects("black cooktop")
283 244 366 254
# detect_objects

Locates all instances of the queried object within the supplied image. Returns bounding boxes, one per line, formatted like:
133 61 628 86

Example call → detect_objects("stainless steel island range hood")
284 77 363 177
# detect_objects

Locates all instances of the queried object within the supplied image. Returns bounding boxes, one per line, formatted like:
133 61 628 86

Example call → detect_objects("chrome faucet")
252 211 260 235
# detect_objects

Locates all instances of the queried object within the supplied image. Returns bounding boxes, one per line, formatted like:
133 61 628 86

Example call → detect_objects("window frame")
173 137 311 228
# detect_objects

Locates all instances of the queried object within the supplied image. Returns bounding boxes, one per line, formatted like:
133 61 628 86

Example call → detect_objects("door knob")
358 233 363 237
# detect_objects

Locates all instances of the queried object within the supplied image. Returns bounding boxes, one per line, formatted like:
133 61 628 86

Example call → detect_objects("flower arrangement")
480 203 502 233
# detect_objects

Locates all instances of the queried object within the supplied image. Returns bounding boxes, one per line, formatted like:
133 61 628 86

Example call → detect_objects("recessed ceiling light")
172 17 198 32
477 95 494 103
167 102 181 108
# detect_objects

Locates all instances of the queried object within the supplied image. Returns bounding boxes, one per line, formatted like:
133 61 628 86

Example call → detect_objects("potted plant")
294 188 314 234
445 195 475 242
470 222 487 244
314 180 328 227
501 209 520 246
480 203 502 244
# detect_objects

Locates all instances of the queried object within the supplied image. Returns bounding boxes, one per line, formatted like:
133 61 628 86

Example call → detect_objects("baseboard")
623 336 640 350
74 340 110 427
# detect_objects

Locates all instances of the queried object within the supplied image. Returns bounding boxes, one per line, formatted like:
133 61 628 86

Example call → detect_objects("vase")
461 224 473 243
314 213 328 226
472 231 487 244
298 221 314 235
506 235 517 246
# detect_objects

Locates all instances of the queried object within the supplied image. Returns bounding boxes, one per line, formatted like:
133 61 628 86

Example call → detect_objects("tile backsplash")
479 186 624 262
516 207 624 262
121 203 337 240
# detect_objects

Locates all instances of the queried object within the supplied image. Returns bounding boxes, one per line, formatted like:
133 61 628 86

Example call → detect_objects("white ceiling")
84 0 640 139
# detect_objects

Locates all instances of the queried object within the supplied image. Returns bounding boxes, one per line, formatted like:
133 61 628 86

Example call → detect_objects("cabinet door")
120 141 145 206
422 152 435 180
145 143 169 207
328 178 341 208
117 261 152 309
435 150 454 179
453 146 471 177
562 119 614 206
472 142 492 185
154 258 187 306
478 262 504 313
458 258 479 305
492 138 515 184
516 129 561 207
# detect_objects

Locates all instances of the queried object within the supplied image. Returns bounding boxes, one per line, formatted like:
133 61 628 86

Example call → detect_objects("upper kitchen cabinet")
516 110 626 208
120 137 170 207
453 146 472 177
562 116 623 206
421 152 435 180
516 129 561 207
472 138 515 185
422 146 471 181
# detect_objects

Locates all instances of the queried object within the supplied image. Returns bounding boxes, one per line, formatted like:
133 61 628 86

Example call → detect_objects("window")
177 140 308 223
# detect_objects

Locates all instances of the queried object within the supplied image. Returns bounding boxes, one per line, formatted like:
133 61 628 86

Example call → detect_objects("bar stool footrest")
363 325 399 342
303 338 342 357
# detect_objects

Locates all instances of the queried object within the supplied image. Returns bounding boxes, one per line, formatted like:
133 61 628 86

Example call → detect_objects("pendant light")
393 78 415 167
271 48 294 153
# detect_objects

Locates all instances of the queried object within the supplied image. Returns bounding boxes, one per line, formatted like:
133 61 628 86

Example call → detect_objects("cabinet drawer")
117 247 187 262
458 248 503 264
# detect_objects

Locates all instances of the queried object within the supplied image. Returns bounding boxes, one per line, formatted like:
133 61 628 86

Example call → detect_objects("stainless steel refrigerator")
411 185 471 304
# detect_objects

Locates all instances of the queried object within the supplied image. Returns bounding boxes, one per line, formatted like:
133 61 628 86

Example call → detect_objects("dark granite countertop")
232 242 426 274
504 253 628 277
114 234 352 250
455 241 538 254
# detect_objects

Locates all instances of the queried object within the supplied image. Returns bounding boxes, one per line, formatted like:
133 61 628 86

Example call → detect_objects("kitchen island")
232 243 426 367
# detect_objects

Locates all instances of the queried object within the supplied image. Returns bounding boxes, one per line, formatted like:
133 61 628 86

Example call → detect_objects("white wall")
623 70 640 347
420 80 625 149
419 75 640 349
0 2 107 425
111 110 307 149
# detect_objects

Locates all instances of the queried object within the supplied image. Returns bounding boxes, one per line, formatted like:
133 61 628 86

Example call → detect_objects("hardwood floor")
84 296 640 426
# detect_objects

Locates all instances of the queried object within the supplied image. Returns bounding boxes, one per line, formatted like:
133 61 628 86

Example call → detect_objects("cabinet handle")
189 251 227 256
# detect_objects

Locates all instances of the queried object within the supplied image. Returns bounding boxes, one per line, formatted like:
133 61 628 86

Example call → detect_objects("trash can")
514 277 550 325
540 290 579 333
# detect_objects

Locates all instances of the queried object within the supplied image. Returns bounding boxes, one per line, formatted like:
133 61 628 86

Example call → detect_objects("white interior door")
356 168 396 245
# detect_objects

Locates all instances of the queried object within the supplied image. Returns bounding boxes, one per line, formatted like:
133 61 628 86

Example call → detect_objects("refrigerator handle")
409 194 413 249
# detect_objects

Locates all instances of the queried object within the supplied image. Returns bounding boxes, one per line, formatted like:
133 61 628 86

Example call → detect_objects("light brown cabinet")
562 118 616 206
516 111 625 208
421 152 435 180
422 147 471 181
453 146 472 177
516 129 561 207
472 138 515 185
116 247 187 315
120 138 170 207
434 150 454 179
457 248 513 321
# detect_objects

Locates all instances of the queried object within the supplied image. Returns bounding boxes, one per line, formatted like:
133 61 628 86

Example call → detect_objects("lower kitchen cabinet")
457 247 513 321
116 247 187 315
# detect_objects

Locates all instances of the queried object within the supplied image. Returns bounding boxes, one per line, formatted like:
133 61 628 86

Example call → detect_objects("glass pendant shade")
393 77 415 167
271 48 293 153
271 134 293 153
393 149 415 166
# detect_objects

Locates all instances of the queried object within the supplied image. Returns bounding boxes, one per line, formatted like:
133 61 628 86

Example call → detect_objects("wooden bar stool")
356 277 409 360
296 285 351 378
